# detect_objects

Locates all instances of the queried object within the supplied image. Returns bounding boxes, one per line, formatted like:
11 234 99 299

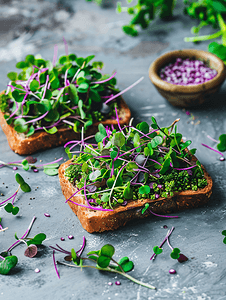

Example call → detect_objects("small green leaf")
139 185 150 194
126 162 137 172
153 246 163 255
4 203 13 213
78 100 86 119
22 159 29 171
16 61 27 69
27 125 35 137
14 118 28 133
43 163 60 169
30 80 39 92
101 244 115 258
144 147 150 156
0 256 18 275
101 193 110 203
15 173 25 185
65 147 72 159
151 136 162 148
142 203 149 214
12 206 19 215
112 132 125 148
217 134 226 152
27 233 46 246
7 72 18 81
43 126 58 134
123 182 133 199
87 250 101 256
20 182 31 193
97 255 111 268
222 230 226 236
223 237 226 244
137 122 149 134
43 168 58 176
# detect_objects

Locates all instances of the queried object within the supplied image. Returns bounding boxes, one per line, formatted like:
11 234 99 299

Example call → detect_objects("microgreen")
222 230 226 244
3 216 46 259
151 227 188 263
0 39 141 138
0 173 31 215
52 237 156 289
0 255 18 275
0 157 63 176
64 117 207 212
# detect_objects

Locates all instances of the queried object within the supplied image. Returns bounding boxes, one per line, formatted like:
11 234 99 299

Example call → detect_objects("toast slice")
59 159 213 233
0 96 131 155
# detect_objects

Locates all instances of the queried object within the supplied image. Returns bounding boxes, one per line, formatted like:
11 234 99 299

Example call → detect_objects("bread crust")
0 96 131 155
59 159 213 233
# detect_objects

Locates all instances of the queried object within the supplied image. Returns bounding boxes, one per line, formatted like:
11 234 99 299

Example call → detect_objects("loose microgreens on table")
64 114 207 211
151 227 188 263
0 40 142 137
0 216 44 274
0 173 31 216
51 237 156 289
201 134 226 161
0 156 63 176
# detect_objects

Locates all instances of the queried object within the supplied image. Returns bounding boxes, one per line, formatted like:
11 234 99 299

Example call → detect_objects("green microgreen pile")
64 115 207 211
184 0 226 63
0 41 128 137
0 173 31 216
51 237 156 289
0 156 62 175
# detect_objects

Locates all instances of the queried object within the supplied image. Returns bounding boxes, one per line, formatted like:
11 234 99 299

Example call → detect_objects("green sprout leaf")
0 256 18 275
101 193 110 203
97 255 111 268
20 182 31 192
100 244 115 258
12 206 19 215
170 248 181 259
15 173 25 185
43 126 58 134
112 132 126 148
153 246 163 255
14 118 28 133
139 185 150 195
89 170 101 181
123 182 133 199
4 203 13 213
217 134 226 152
43 168 59 176
142 203 149 214
27 233 46 246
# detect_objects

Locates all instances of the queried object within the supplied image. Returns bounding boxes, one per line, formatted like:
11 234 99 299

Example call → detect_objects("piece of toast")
59 159 213 233
0 96 131 155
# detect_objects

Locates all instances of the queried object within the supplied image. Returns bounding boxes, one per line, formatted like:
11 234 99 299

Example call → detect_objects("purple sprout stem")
105 77 144 104
35 119 62 131
76 236 86 257
0 255 5 260
55 244 71 255
35 157 63 168
53 250 60 279
7 216 36 252
207 135 218 143
149 209 179 219
53 44 58 66
68 199 113 211
24 110 49 124
150 226 175 260
201 143 225 157
92 72 117 84
49 246 71 255
71 68 81 84
173 165 197 171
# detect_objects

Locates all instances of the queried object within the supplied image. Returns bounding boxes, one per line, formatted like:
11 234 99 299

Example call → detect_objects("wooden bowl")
149 49 226 107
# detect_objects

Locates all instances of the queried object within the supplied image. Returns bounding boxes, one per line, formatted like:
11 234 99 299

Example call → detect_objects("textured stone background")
0 0 226 299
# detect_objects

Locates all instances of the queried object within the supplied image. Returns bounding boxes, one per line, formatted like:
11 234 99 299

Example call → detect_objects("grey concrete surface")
0 0 226 299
